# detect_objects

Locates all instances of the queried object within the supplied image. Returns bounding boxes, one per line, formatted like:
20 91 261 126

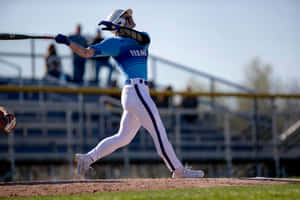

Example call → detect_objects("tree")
238 57 274 113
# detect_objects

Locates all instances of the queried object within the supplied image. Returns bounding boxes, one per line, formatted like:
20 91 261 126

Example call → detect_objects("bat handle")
43 36 55 39
31 36 55 39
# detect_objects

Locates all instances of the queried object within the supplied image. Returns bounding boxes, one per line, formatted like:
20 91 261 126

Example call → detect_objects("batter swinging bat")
0 33 55 40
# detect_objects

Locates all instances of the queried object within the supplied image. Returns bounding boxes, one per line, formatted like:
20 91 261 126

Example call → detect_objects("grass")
1 184 300 200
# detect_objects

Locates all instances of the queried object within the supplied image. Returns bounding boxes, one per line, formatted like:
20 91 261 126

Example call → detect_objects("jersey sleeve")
90 38 121 57
141 32 151 46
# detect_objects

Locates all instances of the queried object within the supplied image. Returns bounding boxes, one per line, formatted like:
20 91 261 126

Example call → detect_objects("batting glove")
55 34 70 46
98 21 120 31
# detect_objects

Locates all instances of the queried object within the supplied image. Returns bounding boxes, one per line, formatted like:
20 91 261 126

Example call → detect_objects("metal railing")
0 89 300 180
0 38 254 93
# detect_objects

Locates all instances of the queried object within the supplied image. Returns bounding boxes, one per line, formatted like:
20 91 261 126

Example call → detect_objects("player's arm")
99 21 150 45
117 27 150 45
69 42 95 58
55 34 121 58
55 34 95 58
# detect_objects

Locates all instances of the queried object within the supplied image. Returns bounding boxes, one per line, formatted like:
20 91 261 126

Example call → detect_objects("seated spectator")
157 85 173 108
44 44 62 79
180 86 198 123
148 80 158 104
108 80 120 100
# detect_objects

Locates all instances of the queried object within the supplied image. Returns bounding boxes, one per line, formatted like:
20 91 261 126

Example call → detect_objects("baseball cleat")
172 167 205 178
75 153 93 178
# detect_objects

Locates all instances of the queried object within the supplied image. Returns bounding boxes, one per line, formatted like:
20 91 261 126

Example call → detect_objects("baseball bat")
0 33 55 40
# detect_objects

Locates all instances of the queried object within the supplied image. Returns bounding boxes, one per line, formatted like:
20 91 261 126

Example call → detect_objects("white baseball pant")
87 78 183 171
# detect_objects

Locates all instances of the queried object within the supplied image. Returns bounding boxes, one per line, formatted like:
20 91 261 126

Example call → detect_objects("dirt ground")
0 178 299 198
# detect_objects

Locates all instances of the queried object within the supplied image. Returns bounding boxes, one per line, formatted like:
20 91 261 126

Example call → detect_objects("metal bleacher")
1 50 300 179
0 80 286 165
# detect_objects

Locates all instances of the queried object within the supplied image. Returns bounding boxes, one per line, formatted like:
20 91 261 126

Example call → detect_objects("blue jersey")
90 33 150 80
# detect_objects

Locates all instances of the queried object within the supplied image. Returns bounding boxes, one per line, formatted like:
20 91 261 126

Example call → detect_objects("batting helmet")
103 9 133 27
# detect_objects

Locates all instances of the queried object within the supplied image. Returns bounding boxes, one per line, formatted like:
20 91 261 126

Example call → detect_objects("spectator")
108 80 120 100
157 85 173 108
69 24 87 85
180 86 198 123
148 80 158 103
91 29 115 87
44 44 62 79
105 80 121 112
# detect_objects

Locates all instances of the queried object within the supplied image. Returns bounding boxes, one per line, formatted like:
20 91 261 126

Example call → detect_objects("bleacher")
0 78 237 162
1 58 299 179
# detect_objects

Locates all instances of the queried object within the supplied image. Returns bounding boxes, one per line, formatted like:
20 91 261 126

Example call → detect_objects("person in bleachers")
44 44 62 80
147 80 158 104
180 86 198 123
105 80 121 122
157 85 173 108
108 80 120 100
69 24 87 85
90 29 115 87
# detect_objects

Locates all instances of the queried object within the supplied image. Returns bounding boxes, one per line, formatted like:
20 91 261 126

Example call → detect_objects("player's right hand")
55 34 70 46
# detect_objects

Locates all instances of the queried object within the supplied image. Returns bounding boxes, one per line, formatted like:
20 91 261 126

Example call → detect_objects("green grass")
1 184 300 200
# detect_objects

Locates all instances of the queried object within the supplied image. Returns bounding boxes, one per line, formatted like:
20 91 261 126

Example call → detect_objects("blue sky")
0 0 299 90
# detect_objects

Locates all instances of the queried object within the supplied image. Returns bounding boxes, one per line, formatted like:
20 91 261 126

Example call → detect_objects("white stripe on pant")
87 80 183 171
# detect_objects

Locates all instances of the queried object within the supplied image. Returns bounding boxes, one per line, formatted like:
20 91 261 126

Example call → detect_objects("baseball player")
55 9 204 178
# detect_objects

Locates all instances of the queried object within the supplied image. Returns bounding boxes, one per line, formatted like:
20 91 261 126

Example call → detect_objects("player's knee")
115 134 132 147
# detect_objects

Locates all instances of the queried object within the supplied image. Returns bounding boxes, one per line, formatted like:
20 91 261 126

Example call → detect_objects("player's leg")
132 84 183 171
133 84 204 178
76 110 141 176
87 110 140 160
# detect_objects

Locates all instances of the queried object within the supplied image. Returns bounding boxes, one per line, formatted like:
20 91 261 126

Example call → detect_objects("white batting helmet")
105 9 133 26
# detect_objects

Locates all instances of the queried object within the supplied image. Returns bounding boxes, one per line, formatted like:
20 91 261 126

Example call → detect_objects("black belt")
125 79 148 85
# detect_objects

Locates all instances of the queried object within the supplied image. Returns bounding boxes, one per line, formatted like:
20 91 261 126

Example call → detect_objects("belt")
125 78 148 86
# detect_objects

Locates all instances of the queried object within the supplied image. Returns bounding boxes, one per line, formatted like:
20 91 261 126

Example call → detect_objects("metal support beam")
272 99 280 177
30 39 36 80
224 113 232 177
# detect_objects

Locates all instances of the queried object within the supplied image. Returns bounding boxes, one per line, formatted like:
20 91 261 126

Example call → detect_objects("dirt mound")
0 178 299 198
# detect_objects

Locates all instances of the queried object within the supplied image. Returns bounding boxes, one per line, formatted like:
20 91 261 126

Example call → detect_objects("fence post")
8 130 15 181
78 94 84 153
18 69 24 103
272 98 280 177
224 113 232 177
175 110 182 160
123 147 130 178
30 39 36 80
151 57 157 83
66 110 73 178
99 98 105 136
210 78 215 108
252 98 259 176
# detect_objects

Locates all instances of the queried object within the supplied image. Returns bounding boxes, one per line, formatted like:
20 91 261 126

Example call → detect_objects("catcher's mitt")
0 106 16 136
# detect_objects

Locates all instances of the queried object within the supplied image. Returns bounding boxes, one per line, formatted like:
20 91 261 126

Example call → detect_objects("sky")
0 0 299 90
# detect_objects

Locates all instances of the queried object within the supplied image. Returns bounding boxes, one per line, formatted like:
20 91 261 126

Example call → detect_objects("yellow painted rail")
0 85 300 99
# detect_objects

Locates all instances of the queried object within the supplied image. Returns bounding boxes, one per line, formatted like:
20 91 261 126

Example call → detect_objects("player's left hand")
98 21 120 31
55 34 71 46
0 107 16 136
